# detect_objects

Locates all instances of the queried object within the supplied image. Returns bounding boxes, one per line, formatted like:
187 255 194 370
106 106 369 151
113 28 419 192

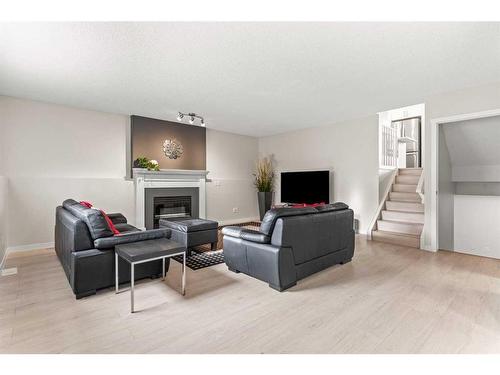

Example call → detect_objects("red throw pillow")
79 201 93 208
101 210 121 235
79 201 120 235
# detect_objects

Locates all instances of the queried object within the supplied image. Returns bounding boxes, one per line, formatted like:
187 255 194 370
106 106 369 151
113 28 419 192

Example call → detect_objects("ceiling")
1 22 499 137
442 115 500 166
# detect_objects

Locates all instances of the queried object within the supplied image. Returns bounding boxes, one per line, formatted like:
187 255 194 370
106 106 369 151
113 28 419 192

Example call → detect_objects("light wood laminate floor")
1 236 500 354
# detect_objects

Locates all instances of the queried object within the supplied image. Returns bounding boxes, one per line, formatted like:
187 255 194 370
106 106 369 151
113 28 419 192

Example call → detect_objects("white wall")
206 129 259 224
0 177 7 268
259 115 379 234
454 195 500 259
455 182 500 196
423 82 500 250
0 102 8 266
0 96 259 249
378 169 394 202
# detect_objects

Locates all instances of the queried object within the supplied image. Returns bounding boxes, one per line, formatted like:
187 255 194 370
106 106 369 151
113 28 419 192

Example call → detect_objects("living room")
1 1 500 373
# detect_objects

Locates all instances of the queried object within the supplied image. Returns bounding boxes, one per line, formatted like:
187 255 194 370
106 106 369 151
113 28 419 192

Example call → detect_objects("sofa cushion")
159 218 219 233
315 202 349 212
114 223 140 233
93 228 171 250
63 199 114 240
106 213 127 225
259 207 317 236
101 211 120 235
222 226 271 244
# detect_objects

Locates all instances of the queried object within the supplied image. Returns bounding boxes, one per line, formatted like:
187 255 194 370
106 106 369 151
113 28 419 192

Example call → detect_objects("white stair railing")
379 124 398 168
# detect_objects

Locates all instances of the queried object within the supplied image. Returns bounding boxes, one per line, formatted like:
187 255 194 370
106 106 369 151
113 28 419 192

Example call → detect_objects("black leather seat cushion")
221 226 271 244
114 223 140 233
94 228 171 250
159 218 219 233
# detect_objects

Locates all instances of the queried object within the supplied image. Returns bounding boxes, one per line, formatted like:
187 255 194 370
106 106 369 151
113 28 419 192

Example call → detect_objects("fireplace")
144 186 199 230
153 196 192 228
133 168 209 230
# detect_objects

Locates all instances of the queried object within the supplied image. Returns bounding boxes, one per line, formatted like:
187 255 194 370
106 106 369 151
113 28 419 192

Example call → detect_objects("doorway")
430 109 500 258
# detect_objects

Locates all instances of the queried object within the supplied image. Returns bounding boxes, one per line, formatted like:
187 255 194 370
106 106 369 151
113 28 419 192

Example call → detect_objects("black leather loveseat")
55 199 172 299
222 203 355 291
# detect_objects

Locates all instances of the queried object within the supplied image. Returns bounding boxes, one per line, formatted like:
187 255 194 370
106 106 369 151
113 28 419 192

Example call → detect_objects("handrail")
416 170 424 203
368 168 398 239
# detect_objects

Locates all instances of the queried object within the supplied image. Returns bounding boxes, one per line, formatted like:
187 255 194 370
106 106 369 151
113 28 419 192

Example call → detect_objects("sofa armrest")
93 228 171 249
222 226 270 244
106 213 127 224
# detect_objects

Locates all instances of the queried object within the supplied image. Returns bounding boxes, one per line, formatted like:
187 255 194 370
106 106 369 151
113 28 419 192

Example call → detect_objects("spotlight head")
200 118 205 127
189 116 195 125
176 112 184 121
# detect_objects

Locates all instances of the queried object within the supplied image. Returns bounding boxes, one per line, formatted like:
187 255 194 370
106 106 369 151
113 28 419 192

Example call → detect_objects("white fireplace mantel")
133 168 209 229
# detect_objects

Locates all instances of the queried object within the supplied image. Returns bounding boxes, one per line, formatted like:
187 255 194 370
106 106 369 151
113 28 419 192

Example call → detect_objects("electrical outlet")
232 207 239 213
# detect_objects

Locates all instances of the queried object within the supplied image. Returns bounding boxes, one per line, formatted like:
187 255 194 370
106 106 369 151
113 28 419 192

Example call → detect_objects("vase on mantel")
258 191 273 220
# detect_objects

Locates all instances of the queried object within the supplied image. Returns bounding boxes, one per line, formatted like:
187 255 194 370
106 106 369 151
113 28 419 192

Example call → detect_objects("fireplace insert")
153 196 192 228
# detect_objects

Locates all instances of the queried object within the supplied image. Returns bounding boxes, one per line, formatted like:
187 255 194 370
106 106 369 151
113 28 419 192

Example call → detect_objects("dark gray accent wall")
131 115 206 175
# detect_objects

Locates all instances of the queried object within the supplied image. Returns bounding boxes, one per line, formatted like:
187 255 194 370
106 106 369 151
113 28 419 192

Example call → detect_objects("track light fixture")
177 112 205 127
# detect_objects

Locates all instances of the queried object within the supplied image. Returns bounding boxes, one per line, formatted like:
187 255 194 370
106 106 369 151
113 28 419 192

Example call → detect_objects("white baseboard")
0 248 8 270
6 242 55 254
217 217 260 226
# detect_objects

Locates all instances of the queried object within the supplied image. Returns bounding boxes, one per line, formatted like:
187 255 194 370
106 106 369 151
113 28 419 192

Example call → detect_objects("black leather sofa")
55 199 172 299
222 203 355 291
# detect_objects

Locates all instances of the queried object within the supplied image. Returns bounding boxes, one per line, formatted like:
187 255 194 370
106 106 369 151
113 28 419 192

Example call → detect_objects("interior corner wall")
0 96 259 249
437 126 455 251
258 115 379 235
422 82 500 250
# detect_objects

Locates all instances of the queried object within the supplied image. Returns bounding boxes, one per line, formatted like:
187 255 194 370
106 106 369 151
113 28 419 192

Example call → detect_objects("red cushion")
79 201 120 235
101 210 121 235
291 202 326 208
79 201 93 208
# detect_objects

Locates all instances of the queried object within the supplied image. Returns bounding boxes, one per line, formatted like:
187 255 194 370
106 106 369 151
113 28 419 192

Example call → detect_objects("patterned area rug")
172 221 260 270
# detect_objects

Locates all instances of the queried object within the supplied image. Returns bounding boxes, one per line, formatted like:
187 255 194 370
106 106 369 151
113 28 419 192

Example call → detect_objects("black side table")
115 238 186 313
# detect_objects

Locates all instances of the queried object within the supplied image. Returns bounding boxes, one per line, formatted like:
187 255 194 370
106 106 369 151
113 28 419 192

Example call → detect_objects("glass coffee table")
115 238 186 313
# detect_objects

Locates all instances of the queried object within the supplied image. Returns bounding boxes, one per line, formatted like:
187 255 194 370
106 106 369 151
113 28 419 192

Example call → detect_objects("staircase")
372 168 423 248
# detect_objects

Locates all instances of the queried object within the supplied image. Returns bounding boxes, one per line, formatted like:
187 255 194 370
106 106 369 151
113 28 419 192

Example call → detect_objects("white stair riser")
398 168 422 176
372 230 420 248
386 201 424 213
377 220 423 235
381 210 424 224
393 184 417 193
396 175 420 185
389 192 421 202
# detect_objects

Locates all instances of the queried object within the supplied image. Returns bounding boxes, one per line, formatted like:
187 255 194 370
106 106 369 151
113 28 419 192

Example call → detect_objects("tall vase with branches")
254 156 274 220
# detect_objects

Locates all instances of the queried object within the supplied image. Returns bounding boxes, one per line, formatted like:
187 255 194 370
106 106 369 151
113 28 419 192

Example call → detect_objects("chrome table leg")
182 252 186 295
162 257 166 281
131 263 135 313
115 252 119 293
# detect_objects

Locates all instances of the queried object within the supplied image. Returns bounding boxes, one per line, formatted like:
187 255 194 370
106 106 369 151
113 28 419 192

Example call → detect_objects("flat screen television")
280 170 330 204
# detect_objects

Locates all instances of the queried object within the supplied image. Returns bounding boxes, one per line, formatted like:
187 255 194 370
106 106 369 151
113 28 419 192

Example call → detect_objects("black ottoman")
159 218 219 256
